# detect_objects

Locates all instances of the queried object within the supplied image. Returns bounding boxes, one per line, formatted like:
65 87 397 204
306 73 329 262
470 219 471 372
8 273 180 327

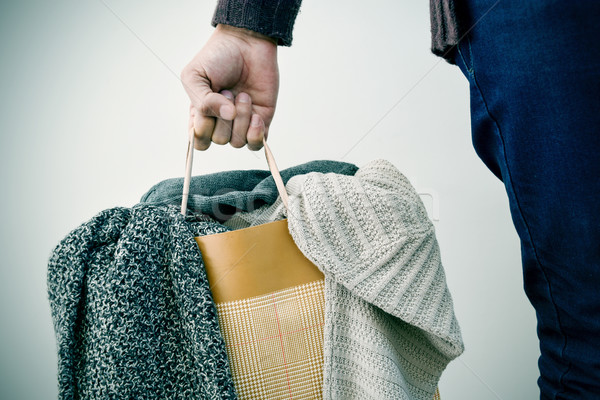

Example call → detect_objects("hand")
181 24 279 151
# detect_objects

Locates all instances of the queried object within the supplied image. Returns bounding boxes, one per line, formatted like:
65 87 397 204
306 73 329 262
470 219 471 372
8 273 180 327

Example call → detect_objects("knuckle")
246 136 262 150
199 101 215 116
180 66 191 82
236 103 252 116
180 64 196 83
229 130 247 148
212 134 230 145
230 140 245 149
195 130 212 141
194 123 214 140
194 139 211 151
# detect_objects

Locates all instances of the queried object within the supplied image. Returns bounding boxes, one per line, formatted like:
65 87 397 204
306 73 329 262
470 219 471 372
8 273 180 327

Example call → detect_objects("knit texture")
50 160 462 399
286 160 464 399
48 205 236 399
430 0 463 63
212 0 302 46
141 160 357 222
211 0 461 61
236 160 464 399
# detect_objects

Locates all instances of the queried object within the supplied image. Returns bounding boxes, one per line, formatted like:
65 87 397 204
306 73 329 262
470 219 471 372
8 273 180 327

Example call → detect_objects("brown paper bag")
196 219 325 399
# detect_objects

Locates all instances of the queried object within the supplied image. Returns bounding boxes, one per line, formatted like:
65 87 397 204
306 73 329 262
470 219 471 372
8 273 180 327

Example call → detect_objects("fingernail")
220 105 235 120
221 90 234 100
250 114 261 127
238 92 250 103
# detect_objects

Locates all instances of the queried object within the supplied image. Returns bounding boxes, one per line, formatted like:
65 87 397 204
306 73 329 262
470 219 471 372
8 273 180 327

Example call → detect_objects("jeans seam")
467 62 571 398
457 37 475 76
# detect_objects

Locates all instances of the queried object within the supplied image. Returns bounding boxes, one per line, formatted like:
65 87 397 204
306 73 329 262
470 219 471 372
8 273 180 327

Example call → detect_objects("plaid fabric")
215 279 325 399
216 278 442 400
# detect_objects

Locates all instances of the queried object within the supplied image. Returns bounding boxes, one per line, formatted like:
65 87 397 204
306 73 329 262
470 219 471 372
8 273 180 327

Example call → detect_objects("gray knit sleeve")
430 0 463 64
211 0 302 46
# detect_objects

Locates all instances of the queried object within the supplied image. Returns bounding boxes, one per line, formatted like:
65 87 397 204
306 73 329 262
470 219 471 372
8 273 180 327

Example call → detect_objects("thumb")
182 77 236 151
181 69 236 121
196 92 236 121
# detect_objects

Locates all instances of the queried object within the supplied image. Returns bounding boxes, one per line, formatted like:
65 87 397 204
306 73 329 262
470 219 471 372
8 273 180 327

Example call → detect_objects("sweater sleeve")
211 0 302 46
430 0 463 64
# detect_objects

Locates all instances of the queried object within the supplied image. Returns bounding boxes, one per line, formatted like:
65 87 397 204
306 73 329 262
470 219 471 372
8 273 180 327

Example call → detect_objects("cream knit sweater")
227 159 464 400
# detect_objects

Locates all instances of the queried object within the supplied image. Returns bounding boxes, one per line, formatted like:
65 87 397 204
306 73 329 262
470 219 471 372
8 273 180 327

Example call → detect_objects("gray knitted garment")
48 205 236 399
230 159 465 399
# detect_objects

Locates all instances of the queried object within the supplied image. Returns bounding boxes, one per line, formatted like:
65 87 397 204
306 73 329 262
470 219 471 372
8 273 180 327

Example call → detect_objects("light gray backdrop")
0 1 538 399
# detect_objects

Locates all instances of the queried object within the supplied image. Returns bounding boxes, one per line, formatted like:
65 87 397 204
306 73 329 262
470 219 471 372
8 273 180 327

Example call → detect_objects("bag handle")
181 129 289 215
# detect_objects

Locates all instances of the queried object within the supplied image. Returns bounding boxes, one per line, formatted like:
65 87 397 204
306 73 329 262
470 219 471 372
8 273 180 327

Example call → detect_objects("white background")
0 1 539 398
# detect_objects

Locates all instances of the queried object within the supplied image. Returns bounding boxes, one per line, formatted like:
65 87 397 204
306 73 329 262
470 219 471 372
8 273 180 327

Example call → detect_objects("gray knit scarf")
48 205 236 399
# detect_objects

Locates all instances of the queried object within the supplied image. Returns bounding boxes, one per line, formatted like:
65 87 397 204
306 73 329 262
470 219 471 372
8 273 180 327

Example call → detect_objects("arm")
181 0 302 150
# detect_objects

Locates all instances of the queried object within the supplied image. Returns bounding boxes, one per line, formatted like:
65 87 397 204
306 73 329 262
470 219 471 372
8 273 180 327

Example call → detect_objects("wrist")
216 24 278 46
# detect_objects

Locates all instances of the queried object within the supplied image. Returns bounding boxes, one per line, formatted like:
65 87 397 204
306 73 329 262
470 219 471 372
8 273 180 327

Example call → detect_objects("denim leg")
454 1 600 398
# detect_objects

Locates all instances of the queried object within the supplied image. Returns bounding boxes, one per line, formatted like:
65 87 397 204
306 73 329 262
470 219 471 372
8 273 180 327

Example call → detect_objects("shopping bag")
182 133 441 400
196 219 325 399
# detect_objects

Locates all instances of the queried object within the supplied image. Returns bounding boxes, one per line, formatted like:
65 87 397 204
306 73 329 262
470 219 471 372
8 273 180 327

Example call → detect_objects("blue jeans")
454 1 600 398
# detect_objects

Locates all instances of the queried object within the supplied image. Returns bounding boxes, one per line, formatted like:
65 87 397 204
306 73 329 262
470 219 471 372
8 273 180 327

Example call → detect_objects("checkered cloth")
216 280 325 399
216 279 442 400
